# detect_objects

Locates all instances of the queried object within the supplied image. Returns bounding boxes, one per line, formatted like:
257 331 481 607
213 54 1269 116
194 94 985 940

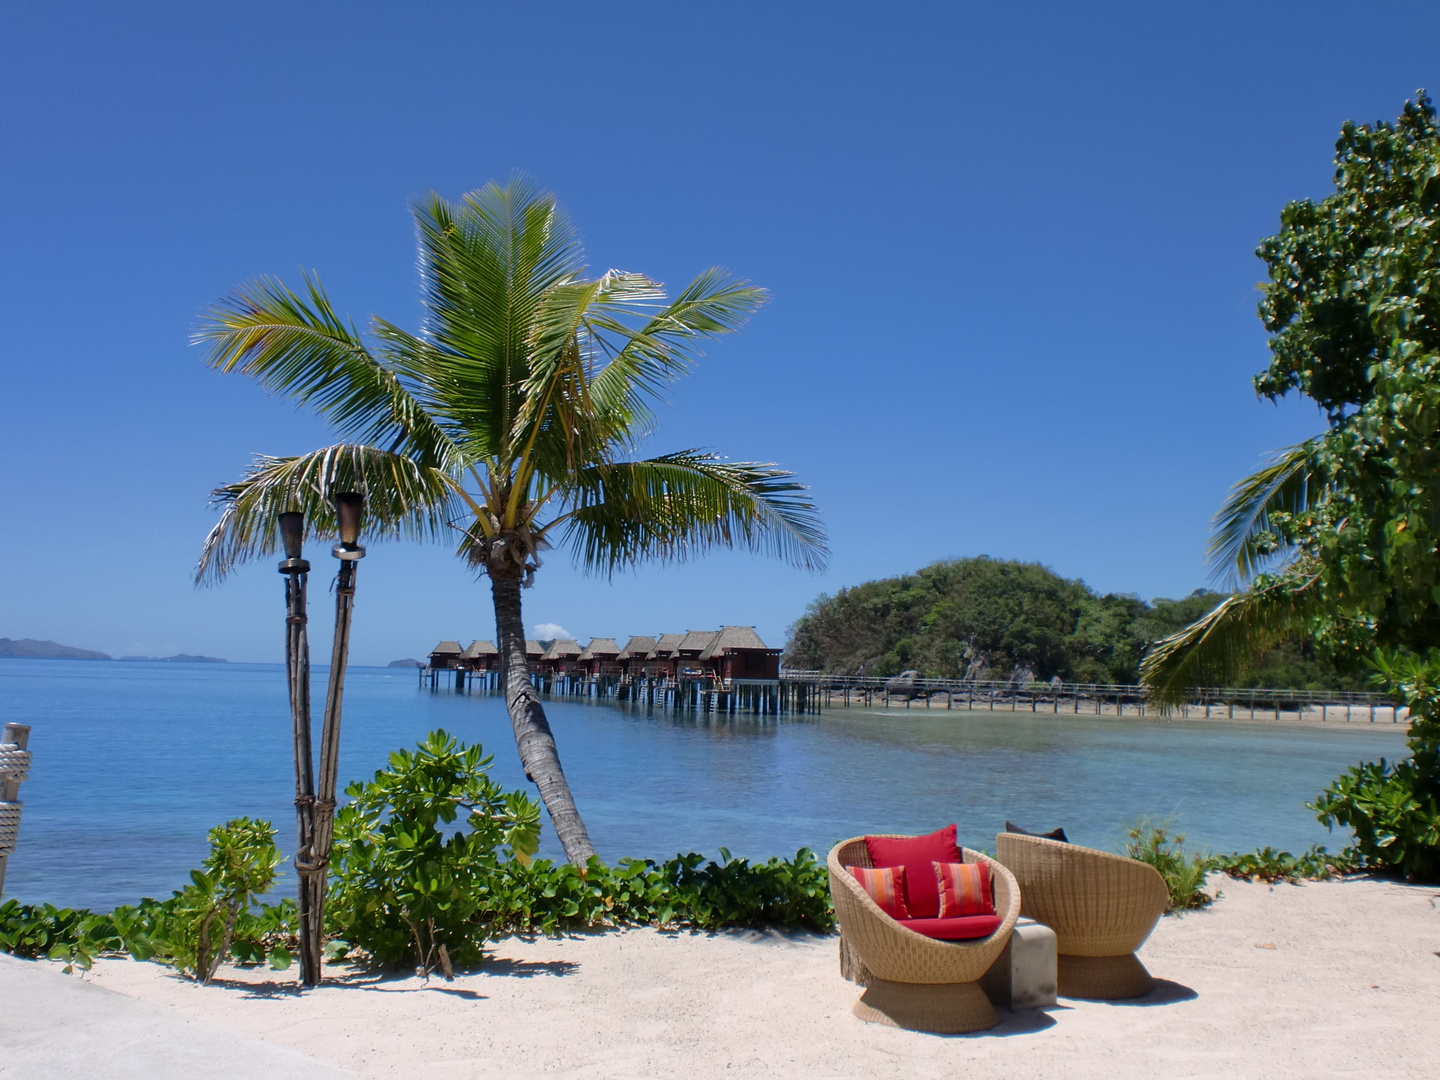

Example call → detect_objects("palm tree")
194 179 827 862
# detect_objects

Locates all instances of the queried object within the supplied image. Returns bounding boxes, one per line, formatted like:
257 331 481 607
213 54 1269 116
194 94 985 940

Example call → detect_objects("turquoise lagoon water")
0 658 1411 912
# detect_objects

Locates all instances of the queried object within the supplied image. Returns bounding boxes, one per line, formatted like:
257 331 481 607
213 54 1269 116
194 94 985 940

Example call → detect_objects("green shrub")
1310 650 1440 883
156 817 285 981
1121 819 1214 911
1311 758 1440 881
329 730 541 975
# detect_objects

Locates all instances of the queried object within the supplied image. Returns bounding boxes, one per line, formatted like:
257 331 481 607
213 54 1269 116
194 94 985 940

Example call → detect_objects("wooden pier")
420 663 814 715
411 656 1399 731
779 671 1404 723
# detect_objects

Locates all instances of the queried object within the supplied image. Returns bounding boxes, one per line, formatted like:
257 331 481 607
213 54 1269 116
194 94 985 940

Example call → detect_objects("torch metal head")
277 512 310 573
332 492 366 560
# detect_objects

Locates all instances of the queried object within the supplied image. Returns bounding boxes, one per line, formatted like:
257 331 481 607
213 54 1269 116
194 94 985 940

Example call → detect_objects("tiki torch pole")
277 511 322 987
307 492 364 979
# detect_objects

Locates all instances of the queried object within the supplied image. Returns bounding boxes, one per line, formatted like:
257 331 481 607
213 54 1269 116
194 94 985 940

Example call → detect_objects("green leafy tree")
194 180 827 863
330 731 540 974
785 558 1340 685
1141 92 1440 878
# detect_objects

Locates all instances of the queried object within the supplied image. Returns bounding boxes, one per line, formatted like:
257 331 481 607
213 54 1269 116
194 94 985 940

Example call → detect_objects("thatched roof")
459 640 497 659
524 640 545 657
618 636 657 658
541 638 582 661
700 626 771 659
649 633 685 658
578 638 620 660
676 630 719 654
430 640 463 655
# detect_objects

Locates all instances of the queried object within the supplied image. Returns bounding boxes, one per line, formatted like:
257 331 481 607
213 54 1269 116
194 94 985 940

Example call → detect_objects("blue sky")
3 2 1438 665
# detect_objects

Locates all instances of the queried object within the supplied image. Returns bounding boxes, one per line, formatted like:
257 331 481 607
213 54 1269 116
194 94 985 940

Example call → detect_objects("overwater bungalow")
673 630 721 679
540 638 584 679
617 636 658 680
645 634 686 680
701 625 782 683
428 640 463 669
459 640 497 673
578 638 622 680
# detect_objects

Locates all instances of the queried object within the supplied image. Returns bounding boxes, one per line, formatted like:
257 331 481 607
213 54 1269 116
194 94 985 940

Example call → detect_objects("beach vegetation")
157 816 286 982
192 178 826 864
0 818 291 977
328 730 542 975
1121 819 1214 911
1210 844 1358 884
1141 92 1440 882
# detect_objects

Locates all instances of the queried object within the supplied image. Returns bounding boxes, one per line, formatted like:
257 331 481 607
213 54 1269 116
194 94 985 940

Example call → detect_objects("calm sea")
0 659 1410 912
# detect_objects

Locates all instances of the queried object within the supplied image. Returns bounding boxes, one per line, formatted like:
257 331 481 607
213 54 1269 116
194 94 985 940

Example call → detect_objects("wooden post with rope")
0 722 32 900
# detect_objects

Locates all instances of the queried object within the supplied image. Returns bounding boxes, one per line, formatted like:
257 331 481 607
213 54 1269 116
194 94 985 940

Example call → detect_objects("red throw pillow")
864 825 961 919
935 860 995 918
847 865 911 920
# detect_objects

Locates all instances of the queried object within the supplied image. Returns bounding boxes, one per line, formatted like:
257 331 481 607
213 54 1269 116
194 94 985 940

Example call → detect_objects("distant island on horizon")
0 637 110 660
387 658 424 668
0 638 227 663
119 654 228 664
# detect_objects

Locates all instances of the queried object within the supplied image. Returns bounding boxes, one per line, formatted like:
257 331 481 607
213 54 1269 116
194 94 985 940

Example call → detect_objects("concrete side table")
979 918 1058 1010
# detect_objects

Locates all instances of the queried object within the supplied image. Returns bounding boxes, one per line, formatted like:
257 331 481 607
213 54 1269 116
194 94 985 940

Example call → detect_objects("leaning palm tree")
195 179 827 862
1141 442 1325 704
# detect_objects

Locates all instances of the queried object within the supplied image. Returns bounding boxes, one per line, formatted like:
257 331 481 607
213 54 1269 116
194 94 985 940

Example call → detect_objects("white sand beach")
8 875 1432 1080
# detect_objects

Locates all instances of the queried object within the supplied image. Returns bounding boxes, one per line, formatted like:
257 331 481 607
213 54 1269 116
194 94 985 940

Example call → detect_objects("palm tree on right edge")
194 180 828 863
1140 443 1323 702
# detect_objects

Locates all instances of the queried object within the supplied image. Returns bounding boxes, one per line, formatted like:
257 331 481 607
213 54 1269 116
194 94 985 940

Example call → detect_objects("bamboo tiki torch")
307 492 365 979
277 511 323 986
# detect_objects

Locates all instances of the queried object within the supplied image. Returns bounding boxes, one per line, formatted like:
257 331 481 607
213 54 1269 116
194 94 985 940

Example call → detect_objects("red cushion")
935 860 995 917
899 914 1004 940
846 865 910 920
865 825 961 919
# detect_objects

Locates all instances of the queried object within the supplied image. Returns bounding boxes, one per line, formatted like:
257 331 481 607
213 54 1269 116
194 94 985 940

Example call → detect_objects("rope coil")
0 746 32 783
0 801 22 856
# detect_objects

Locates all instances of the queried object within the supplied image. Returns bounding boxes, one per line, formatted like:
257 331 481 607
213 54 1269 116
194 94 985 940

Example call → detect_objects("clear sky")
4 2 1439 665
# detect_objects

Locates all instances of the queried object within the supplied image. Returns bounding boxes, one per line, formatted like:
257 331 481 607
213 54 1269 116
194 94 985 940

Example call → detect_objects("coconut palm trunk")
490 562 594 862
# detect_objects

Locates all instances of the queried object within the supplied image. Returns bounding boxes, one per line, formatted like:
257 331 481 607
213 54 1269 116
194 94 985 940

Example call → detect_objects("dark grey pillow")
1005 820 1069 844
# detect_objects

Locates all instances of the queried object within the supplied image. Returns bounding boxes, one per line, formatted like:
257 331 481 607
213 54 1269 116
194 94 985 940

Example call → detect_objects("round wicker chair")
994 831 1167 1000
828 836 1020 1034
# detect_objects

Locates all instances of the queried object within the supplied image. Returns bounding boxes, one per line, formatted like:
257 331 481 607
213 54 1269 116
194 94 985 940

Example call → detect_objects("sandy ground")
43 875 1436 1080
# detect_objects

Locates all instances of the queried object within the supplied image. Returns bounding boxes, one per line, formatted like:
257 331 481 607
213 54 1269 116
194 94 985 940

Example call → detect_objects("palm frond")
410 182 588 455
1140 568 1322 706
197 444 463 584
1208 442 1320 586
553 450 828 575
194 274 461 470
586 270 769 445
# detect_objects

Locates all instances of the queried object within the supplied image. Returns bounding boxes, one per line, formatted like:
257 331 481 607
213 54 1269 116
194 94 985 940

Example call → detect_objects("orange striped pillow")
847 865 910 920
935 860 994 917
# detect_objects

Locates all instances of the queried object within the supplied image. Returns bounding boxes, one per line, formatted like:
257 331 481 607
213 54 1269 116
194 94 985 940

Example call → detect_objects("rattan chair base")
1057 952 1154 1000
852 976 999 1034
838 934 872 985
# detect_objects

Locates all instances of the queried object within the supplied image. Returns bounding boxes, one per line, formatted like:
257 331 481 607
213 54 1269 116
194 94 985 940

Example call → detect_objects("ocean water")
0 658 1411 912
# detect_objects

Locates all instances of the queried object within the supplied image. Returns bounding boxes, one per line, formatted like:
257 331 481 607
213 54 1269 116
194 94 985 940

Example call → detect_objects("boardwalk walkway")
781 671 1405 724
